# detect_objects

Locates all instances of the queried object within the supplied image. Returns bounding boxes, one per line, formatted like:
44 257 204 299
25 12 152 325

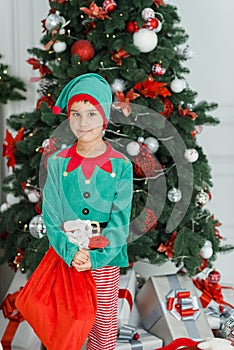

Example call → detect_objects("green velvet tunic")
42 141 133 269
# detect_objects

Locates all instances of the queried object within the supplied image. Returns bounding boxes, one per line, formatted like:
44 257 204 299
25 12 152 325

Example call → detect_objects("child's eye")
71 112 80 117
89 112 96 117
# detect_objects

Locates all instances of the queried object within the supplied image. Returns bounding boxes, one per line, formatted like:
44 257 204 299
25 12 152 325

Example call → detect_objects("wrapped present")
128 302 142 328
133 260 183 280
205 305 233 330
136 273 214 345
116 325 163 349
118 269 136 329
0 271 41 350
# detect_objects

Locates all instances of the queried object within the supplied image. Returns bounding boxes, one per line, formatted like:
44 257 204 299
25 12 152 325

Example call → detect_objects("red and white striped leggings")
86 266 120 350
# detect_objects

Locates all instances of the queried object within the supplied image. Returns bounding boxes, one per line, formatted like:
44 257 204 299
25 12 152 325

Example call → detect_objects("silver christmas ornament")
184 149 199 163
111 79 126 92
195 191 210 206
29 215 46 239
141 8 155 20
27 190 40 203
137 137 145 143
45 12 65 31
53 41 67 53
167 188 182 202
126 141 140 156
144 137 159 153
170 78 186 93
200 240 213 259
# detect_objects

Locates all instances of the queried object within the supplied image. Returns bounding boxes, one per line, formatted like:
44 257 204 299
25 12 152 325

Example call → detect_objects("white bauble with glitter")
167 188 182 202
29 215 46 239
53 41 67 53
141 8 155 20
133 28 158 53
126 141 140 156
45 12 65 31
200 240 213 259
170 78 186 93
184 149 199 163
144 137 159 153
27 190 40 203
137 136 145 143
111 79 126 92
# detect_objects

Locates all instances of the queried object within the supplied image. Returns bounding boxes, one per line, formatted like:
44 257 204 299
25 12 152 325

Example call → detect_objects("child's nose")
79 114 87 126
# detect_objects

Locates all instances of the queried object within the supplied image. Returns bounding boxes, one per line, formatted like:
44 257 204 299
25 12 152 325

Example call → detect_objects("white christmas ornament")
111 79 126 92
6 193 21 205
29 215 46 239
144 137 159 153
137 137 145 143
200 240 213 259
167 188 182 202
27 190 40 203
170 78 186 93
126 141 140 156
0 202 10 213
133 28 158 53
184 149 199 163
53 41 67 53
141 8 155 20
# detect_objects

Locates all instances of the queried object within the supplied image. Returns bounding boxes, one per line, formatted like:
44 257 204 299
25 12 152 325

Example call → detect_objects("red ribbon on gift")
118 289 133 310
193 277 234 309
167 289 199 320
0 290 24 350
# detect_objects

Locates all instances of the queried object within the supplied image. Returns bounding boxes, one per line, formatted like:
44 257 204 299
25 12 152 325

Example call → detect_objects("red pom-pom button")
88 236 109 249
133 333 140 340
52 106 62 114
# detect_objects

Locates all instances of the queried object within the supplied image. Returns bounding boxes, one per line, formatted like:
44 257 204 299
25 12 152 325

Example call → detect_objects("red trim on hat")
68 94 108 127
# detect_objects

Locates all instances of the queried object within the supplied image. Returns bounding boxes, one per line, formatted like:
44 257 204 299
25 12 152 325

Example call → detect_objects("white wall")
0 0 233 296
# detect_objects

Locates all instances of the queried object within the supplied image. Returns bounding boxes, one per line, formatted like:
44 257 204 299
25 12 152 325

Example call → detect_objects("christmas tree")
0 0 232 276
0 54 26 104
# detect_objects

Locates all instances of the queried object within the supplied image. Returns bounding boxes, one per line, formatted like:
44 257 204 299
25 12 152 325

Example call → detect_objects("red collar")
57 142 125 179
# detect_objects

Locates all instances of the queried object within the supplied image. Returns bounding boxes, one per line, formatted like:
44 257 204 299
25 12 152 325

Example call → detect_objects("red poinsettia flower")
114 89 140 117
111 49 130 66
157 231 177 259
80 2 111 20
153 0 165 7
2 128 24 169
178 105 198 121
134 75 171 99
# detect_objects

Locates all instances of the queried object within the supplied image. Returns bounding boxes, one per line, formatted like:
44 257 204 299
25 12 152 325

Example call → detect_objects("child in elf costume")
43 73 133 349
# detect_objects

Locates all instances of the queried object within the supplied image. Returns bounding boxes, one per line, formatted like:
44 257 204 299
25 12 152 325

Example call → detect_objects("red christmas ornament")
133 143 162 178
208 270 221 284
133 333 140 340
152 63 166 76
103 0 117 12
160 97 174 118
144 17 159 31
126 21 139 33
71 40 95 61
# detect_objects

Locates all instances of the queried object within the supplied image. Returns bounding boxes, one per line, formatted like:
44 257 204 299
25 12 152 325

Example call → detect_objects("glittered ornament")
144 137 159 153
196 190 210 206
133 144 162 177
45 12 66 31
53 41 67 53
134 208 158 233
29 215 46 239
103 0 117 12
167 188 182 202
125 21 139 33
71 40 95 61
200 240 213 259
144 18 159 31
126 141 140 156
184 149 199 163
141 8 155 20
133 28 158 53
170 78 186 93
111 78 126 92
160 97 174 118
222 314 234 342
152 63 166 76
208 269 221 284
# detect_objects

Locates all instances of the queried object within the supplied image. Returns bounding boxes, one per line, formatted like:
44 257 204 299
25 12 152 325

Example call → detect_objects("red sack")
15 247 97 350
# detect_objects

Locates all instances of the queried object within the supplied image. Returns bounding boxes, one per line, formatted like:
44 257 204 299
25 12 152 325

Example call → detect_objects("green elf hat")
52 73 112 129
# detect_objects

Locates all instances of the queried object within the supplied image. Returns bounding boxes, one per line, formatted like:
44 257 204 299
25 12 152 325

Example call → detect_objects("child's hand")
72 248 90 265
73 259 92 272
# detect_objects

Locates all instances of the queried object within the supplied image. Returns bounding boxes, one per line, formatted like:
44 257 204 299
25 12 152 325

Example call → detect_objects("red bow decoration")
178 105 198 121
211 214 223 241
111 48 130 66
0 290 24 349
192 277 234 309
166 289 200 320
2 128 24 169
157 338 199 350
36 95 55 110
114 89 140 117
44 28 60 51
134 74 171 99
157 231 177 259
80 2 111 20
27 58 52 81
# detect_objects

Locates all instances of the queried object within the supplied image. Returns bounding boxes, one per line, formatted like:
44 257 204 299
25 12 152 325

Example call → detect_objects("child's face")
69 101 104 142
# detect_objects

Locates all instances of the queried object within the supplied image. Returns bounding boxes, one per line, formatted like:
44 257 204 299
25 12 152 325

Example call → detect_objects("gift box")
133 260 183 280
118 269 136 329
0 271 41 350
136 273 214 345
116 325 163 349
205 305 233 330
